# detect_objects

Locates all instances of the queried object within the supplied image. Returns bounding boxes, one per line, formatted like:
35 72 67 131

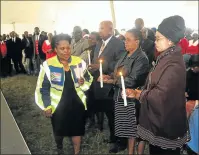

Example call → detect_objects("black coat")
186 69 199 100
141 39 155 66
6 37 23 60
22 37 34 59
113 48 149 101
92 36 125 100
138 46 188 145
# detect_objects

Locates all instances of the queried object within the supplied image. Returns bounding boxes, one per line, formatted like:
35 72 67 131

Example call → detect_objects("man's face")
34 28 40 35
135 19 143 31
192 33 198 41
10 31 15 38
99 23 111 40
55 40 71 65
2 34 6 40
24 31 28 37
73 29 82 42
89 34 97 46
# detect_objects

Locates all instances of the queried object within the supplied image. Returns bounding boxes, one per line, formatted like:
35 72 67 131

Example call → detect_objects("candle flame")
99 59 103 63
119 72 122 76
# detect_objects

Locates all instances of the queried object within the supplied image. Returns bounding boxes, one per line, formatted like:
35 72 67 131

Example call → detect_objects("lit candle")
120 72 127 106
99 59 103 88
87 50 91 65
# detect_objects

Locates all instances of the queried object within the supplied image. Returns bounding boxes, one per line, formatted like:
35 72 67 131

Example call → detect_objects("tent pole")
12 22 15 31
110 0 116 28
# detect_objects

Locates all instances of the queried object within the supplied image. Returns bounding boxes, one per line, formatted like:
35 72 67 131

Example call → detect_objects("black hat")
189 54 199 67
158 15 185 43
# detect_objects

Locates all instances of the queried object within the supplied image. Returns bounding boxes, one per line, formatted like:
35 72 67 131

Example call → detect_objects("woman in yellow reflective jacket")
35 34 93 154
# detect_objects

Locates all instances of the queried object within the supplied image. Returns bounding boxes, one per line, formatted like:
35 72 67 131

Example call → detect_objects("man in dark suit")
88 21 126 153
22 31 34 75
6 31 26 74
32 27 46 75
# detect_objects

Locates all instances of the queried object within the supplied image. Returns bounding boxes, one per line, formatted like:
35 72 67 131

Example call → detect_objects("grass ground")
1 75 150 154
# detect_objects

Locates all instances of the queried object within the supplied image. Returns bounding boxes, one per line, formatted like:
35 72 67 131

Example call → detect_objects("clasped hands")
97 74 114 84
122 88 142 100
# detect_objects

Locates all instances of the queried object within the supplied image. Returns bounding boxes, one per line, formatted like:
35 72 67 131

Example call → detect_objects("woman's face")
155 31 173 52
55 40 71 65
124 32 139 52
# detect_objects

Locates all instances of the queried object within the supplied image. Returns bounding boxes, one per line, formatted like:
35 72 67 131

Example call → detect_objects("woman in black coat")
126 15 189 155
101 29 149 154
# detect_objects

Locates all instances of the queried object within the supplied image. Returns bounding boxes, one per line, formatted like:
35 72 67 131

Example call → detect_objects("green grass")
1 75 150 154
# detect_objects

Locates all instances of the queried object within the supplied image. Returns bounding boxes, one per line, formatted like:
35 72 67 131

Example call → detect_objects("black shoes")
109 143 127 153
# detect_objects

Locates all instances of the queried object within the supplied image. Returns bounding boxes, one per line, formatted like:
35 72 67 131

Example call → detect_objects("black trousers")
12 57 26 74
149 144 181 155
0 56 9 77
6 57 13 75
94 99 116 142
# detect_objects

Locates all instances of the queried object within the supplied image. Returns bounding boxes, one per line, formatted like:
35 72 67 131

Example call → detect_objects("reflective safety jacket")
35 55 93 114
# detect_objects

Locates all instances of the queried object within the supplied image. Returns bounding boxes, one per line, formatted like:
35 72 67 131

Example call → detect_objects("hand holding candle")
120 72 127 106
99 59 103 88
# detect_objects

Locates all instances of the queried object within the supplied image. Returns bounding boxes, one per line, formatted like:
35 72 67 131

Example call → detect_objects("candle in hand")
77 64 82 78
87 50 91 65
99 59 103 88
120 72 127 106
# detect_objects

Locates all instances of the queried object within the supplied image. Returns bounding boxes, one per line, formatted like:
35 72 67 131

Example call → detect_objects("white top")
98 35 113 57
189 40 198 47
35 34 40 41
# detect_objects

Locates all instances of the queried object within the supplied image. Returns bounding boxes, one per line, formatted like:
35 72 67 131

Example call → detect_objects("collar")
102 35 113 46
127 48 140 59
1 41 4 44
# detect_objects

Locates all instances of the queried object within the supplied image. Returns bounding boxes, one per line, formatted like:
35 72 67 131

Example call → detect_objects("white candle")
87 50 91 65
120 72 127 106
99 59 103 88
77 64 81 78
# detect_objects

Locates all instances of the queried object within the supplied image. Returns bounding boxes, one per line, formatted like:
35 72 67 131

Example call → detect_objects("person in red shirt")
178 37 189 55
42 33 56 59
186 33 199 55
0 35 8 77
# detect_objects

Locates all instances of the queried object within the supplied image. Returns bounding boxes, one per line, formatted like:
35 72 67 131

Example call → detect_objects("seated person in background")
140 28 155 68
42 33 56 59
186 33 199 55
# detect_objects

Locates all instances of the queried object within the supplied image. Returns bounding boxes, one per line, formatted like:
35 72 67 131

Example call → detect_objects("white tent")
1 1 198 36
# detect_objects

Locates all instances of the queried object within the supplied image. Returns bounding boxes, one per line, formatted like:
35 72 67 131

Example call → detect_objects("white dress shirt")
98 35 113 57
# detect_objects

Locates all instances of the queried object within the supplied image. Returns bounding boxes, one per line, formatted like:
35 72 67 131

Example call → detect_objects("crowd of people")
1 16 198 155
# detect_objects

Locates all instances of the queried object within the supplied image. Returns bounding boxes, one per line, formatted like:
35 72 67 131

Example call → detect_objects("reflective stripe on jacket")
35 55 93 113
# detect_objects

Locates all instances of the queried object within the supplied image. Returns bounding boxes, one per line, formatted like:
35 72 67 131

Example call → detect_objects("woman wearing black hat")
124 15 190 154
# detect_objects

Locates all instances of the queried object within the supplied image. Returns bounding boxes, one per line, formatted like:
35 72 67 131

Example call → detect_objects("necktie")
98 42 105 57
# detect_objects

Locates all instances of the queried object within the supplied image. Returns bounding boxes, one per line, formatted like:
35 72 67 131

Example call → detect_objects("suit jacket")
22 37 33 59
147 28 155 42
6 37 22 60
71 38 90 63
92 36 125 100
32 34 46 60
141 39 155 67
